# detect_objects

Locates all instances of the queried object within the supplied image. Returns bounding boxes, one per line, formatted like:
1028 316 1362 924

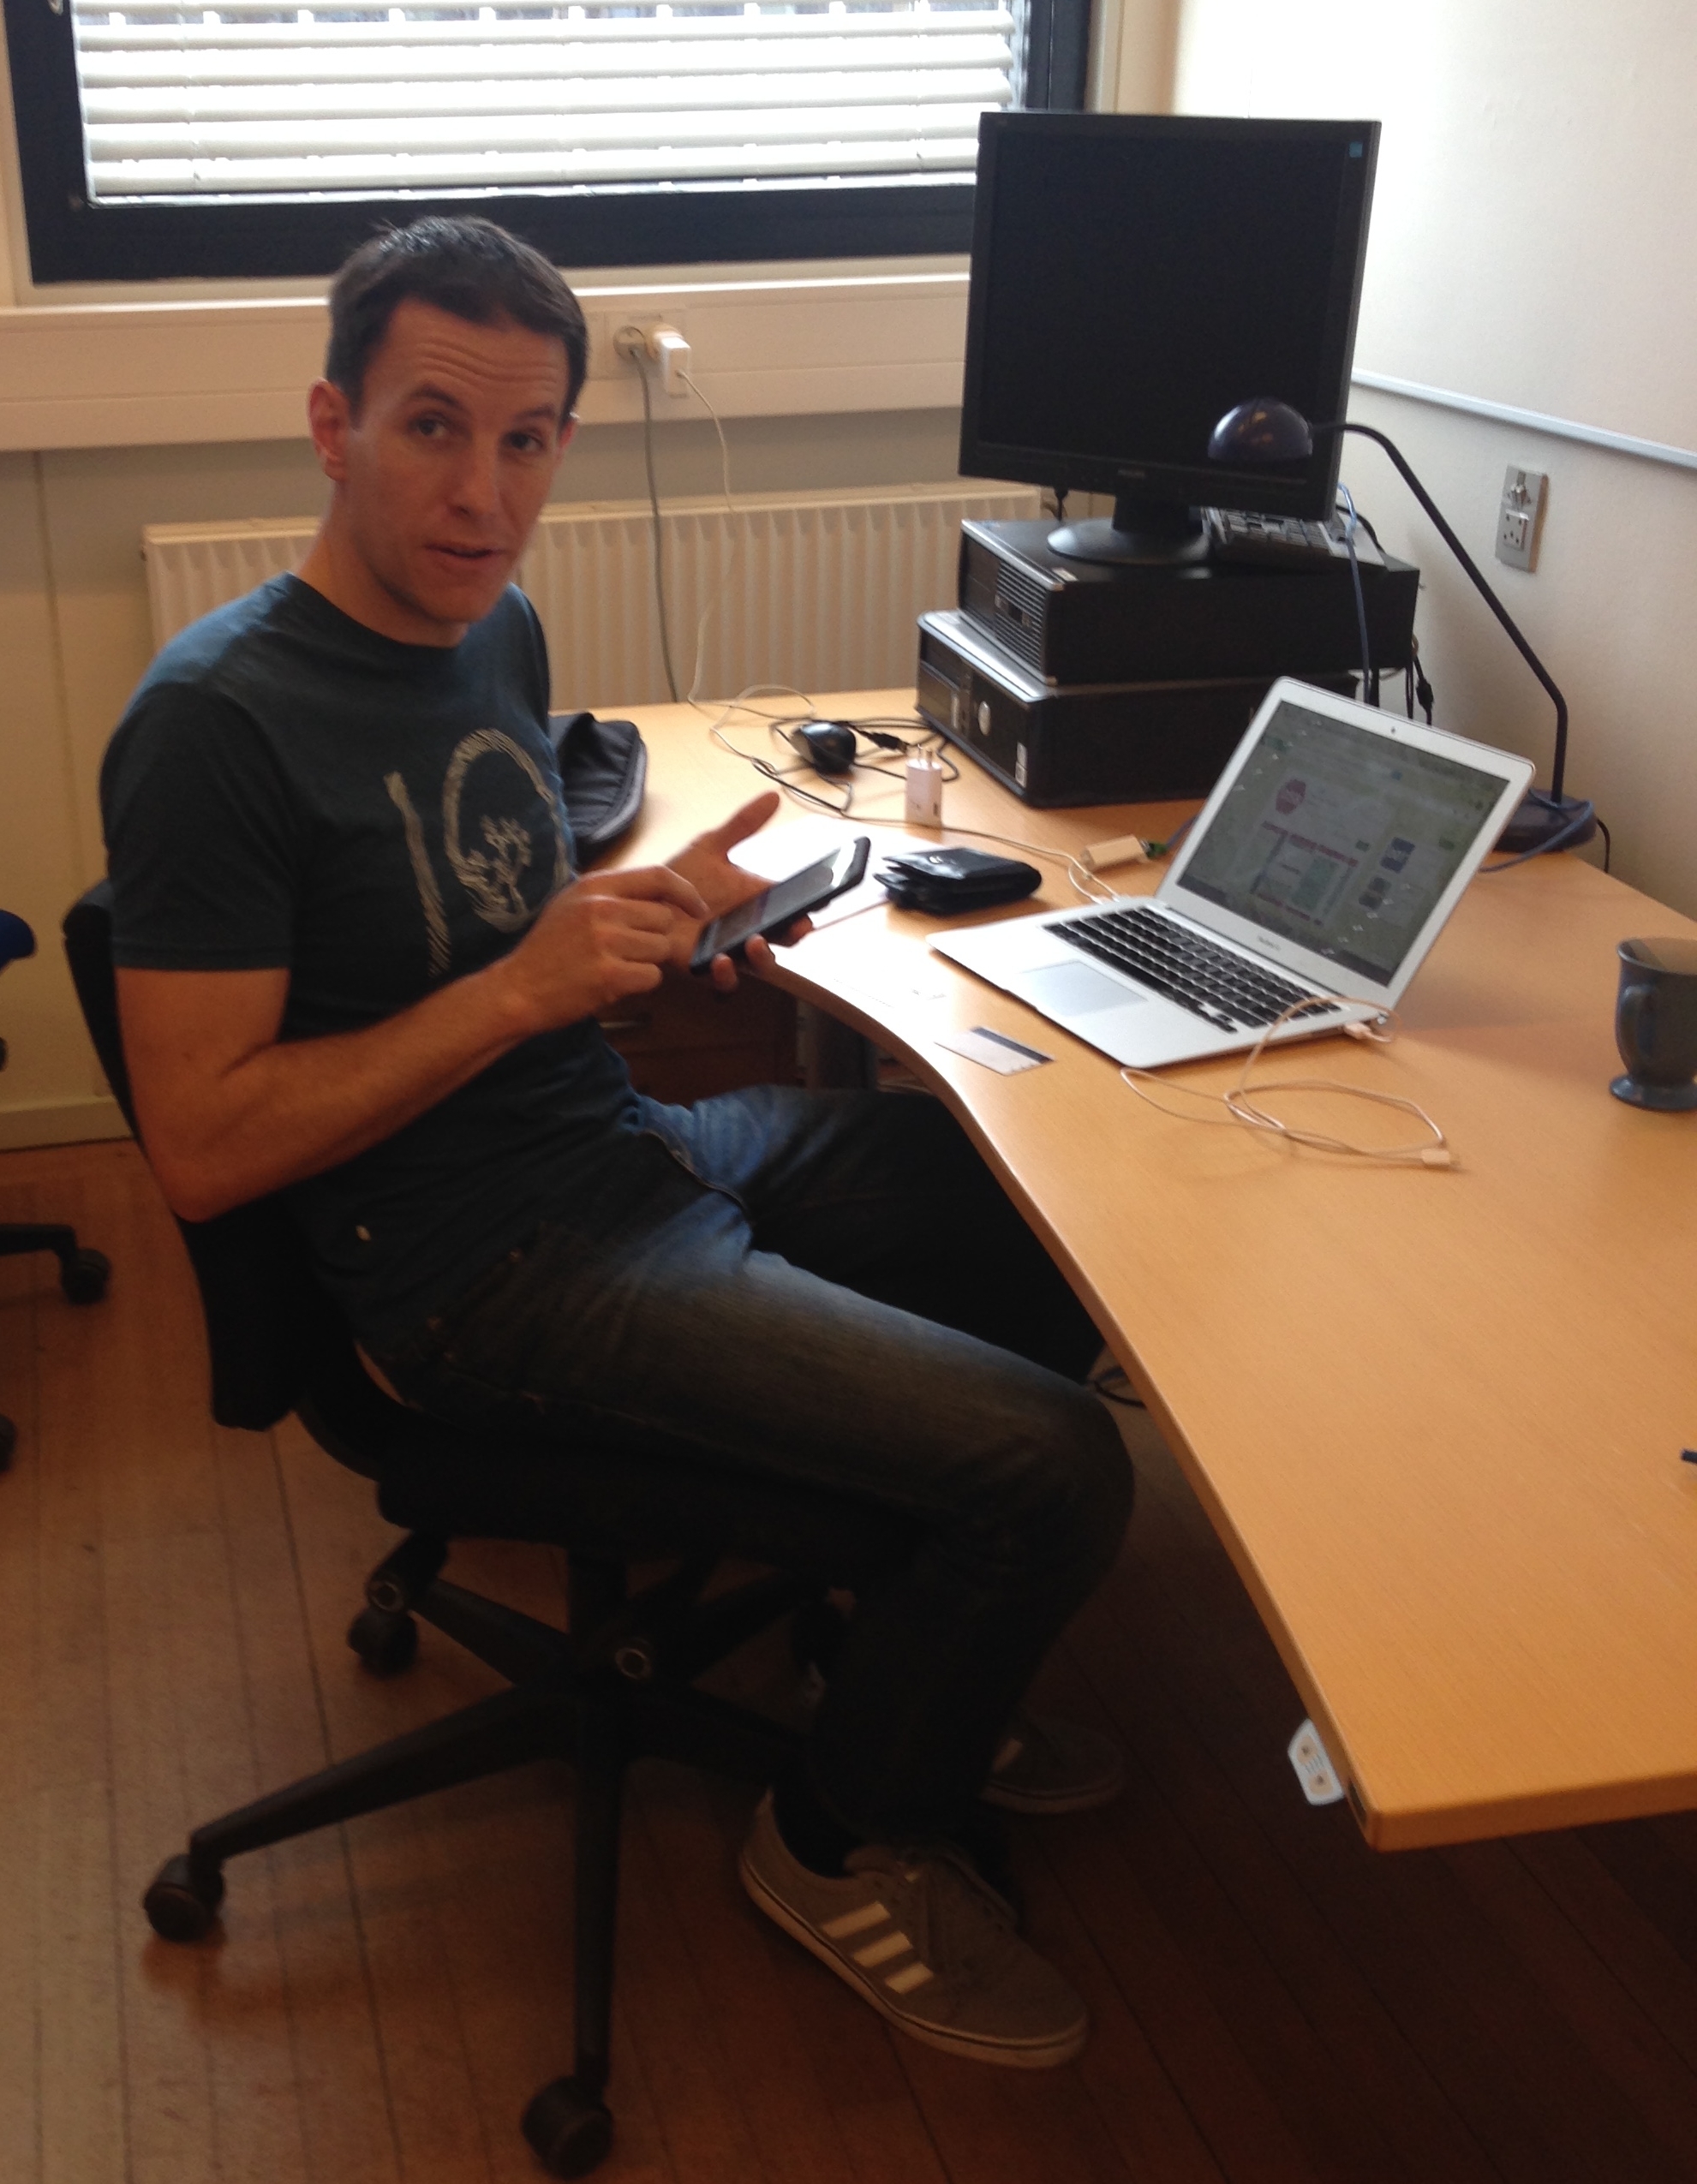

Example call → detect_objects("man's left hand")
666 791 814 991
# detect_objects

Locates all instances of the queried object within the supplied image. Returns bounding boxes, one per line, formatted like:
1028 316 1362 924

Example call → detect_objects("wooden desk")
613 689 1697 1853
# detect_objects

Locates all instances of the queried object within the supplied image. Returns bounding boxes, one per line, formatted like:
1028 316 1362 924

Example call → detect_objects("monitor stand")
1048 494 1209 568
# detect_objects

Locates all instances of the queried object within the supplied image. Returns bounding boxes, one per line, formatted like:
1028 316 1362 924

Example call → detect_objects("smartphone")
690 836 870 974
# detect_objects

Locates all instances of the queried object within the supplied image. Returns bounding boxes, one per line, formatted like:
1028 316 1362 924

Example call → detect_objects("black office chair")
1 908 110 1471
63 882 829 2178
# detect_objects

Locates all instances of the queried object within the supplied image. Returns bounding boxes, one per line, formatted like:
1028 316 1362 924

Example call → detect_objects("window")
4 0 1091 283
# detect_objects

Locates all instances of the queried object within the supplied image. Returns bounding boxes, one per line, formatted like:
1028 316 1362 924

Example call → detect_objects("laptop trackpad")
1010 962 1148 1017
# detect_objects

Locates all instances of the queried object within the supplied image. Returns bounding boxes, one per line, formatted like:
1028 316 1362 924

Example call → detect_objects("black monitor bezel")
957 111 1380 523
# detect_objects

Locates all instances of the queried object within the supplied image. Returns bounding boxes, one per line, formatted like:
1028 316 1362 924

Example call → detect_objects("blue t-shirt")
100 573 642 1347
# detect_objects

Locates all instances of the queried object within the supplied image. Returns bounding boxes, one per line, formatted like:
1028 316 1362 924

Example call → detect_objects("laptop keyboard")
1049 903 1341 1035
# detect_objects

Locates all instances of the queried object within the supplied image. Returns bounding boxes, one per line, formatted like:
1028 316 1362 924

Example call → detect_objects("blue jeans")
373 1086 1132 1842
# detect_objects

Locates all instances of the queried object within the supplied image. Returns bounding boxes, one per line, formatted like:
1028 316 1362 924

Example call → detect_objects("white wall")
1181 0 1697 447
1175 0 1697 919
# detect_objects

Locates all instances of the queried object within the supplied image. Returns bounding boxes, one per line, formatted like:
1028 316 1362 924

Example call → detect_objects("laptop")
929 677 1533 1070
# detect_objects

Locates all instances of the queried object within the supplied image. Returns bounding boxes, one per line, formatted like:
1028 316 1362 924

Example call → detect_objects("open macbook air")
929 678 1533 1070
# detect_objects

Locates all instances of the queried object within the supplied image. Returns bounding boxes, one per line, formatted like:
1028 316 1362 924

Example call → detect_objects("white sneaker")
739 1792 1088 2068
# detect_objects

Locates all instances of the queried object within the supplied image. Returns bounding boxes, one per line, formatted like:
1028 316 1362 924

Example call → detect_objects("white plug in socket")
1288 1719 1346 1806
612 319 692 397
649 326 691 397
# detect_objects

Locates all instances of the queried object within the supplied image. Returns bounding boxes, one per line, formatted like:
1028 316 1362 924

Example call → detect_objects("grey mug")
1612 936 1697 1110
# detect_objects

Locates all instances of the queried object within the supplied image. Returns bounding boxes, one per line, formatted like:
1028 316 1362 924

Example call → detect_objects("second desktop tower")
917 517 1419 807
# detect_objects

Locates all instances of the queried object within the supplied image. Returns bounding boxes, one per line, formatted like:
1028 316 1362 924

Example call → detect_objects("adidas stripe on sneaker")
739 1791 1088 2068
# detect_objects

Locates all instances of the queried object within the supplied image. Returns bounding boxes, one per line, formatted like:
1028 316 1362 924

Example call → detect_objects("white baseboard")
0 1096 131 1152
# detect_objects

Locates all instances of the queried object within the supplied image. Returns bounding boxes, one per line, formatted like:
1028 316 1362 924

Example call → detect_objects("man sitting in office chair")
99 216 1132 2071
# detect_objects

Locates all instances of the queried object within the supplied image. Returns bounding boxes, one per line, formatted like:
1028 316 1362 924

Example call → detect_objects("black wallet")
877 846 1043 916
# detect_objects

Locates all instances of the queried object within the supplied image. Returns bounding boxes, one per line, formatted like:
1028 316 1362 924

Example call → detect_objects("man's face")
308 298 572 645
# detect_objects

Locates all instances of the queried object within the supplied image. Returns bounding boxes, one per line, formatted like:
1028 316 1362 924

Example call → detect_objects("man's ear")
308 378 354 482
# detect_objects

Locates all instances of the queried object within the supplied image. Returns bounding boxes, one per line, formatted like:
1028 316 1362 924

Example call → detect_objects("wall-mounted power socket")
611 315 692 396
1495 465 1548 572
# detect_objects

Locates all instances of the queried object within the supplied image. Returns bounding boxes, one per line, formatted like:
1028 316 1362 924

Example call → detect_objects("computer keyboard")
1049 903 1341 1034
1204 508 1383 569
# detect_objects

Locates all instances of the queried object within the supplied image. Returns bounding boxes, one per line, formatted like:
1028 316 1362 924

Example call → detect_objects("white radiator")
142 482 1041 708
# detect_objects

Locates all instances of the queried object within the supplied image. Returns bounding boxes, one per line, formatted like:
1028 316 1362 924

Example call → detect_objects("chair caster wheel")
144 1853 224 1942
61 1248 111 1305
522 2075 613 2178
347 1603 419 1676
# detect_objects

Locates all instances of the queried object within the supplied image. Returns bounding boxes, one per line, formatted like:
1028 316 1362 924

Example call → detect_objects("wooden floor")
6 1139 1697 2184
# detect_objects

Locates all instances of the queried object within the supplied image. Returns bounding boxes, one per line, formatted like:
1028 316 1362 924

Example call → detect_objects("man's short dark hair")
326 217 589 420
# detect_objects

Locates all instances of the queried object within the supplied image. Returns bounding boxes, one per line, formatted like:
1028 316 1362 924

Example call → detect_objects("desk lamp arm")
1315 420 1571 805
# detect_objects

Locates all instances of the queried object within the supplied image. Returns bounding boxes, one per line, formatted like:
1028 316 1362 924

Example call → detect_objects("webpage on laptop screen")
1174 701 1505 986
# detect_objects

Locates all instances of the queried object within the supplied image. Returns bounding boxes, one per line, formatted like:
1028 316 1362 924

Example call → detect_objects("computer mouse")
798 721 857 775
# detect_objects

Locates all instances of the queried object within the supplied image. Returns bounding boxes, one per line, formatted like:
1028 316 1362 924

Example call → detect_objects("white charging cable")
678 365 738 705
1120 997 1454 1167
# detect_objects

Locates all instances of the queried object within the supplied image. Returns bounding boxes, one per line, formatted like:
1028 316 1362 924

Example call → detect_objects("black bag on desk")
548 711 648 859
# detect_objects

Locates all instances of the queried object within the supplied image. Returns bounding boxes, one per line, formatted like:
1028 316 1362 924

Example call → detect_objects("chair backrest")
63 883 350 1435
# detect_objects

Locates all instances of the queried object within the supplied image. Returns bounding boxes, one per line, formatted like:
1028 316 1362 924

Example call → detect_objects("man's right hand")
117 864 708 1224
493 862 708 1035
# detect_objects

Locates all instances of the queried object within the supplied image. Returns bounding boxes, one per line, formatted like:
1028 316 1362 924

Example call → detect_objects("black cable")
1410 636 1435 724
1481 794 1599 872
847 729 961 794
1596 815 1612 873
636 355 681 703
775 717 959 800
1337 486 1374 706
748 751 853 815
713 707 956 818
1324 419 1575 803
1089 1365 1144 1409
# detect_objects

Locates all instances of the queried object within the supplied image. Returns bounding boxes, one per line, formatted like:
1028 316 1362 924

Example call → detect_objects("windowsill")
0 255 972 453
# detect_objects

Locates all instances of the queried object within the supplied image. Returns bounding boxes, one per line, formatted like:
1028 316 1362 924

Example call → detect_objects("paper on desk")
727 816 847 879
935 1026 1054 1075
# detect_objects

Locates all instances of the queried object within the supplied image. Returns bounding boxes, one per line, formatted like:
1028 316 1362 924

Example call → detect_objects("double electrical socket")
582 309 691 388
611 315 692 396
1495 464 1548 572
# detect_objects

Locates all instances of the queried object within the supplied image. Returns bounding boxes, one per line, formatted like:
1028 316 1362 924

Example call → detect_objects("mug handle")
1619 979 1656 1068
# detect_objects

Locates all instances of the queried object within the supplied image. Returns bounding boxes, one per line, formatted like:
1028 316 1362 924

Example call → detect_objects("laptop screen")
1174 698 1509 986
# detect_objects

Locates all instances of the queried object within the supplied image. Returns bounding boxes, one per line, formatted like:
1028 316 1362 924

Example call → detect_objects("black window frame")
4 0 1091 285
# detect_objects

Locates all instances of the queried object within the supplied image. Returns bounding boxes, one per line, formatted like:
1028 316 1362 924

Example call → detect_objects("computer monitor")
958 113 1380 565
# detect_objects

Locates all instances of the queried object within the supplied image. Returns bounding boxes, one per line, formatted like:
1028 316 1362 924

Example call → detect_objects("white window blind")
70 0 1023 202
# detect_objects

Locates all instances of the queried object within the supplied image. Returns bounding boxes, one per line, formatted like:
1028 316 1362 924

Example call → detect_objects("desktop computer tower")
958 519 1420 687
917 610 1354 809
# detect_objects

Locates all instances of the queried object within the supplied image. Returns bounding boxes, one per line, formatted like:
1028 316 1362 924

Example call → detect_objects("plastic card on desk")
935 1026 1054 1075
